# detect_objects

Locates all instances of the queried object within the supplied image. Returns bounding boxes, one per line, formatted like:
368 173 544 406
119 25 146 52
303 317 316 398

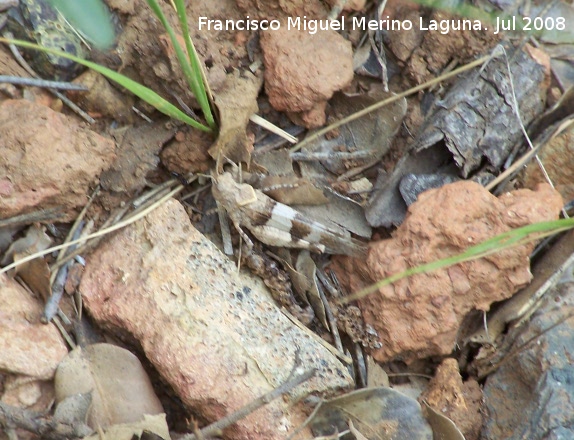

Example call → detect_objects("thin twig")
282 308 352 364
316 273 344 354
478 309 574 379
43 223 85 323
250 114 298 144
0 75 88 90
0 208 63 228
0 185 184 276
4 32 95 124
290 151 373 162
291 54 493 152
496 45 565 217
180 368 316 440
0 401 93 440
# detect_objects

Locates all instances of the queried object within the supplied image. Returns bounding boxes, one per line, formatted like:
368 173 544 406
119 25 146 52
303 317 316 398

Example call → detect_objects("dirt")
0 0 572 439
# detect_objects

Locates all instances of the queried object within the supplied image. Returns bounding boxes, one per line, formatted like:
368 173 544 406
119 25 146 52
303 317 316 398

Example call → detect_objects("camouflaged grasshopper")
212 172 366 256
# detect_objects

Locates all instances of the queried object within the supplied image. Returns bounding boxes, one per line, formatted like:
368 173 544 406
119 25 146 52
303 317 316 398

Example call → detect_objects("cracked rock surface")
333 181 563 363
80 199 353 440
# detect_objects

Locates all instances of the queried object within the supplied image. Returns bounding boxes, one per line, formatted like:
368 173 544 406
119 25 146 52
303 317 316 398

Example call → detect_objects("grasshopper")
212 172 366 256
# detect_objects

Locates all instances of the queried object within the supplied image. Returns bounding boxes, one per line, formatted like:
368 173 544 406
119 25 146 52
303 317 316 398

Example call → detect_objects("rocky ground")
1 0 574 439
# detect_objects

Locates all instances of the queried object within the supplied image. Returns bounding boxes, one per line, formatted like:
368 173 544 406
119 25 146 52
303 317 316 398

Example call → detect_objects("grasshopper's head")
212 172 257 210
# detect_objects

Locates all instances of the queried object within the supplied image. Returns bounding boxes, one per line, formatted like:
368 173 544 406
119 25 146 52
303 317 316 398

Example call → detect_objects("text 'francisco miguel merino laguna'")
198 16 486 35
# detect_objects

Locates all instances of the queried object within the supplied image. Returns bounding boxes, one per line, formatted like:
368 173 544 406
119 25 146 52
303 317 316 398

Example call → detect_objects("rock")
482 280 574 439
261 25 353 128
235 0 328 20
0 100 116 220
2 377 55 410
80 199 353 440
70 71 135 122
160 126 212 175
521 123 574 203
333 181 563 362
420 358 483 440
0 274 68 379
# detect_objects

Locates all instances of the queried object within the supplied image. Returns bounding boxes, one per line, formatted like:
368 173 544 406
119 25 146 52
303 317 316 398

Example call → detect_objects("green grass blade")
0 37 212 132
172 0 216 130
145 0 215 130
344 217 574 303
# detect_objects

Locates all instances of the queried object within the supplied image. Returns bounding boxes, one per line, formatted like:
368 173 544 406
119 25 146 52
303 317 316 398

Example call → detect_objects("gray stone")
482 281 574 439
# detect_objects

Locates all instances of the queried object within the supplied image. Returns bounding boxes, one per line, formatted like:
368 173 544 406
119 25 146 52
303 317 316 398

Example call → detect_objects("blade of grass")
0 37 212 132
343 217 574 303
173 0 216 129
145 0 216 131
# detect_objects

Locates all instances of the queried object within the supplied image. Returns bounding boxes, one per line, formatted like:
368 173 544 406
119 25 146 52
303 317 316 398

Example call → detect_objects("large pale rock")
261 25 353 127
0 100 115 220
333 182 563 362
80 199 353 440
0 275 68 379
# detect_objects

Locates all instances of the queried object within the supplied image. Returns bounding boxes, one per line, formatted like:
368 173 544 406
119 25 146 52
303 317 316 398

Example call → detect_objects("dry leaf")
366 356 389 388
300 86 406 177
55 343 164 429
209 70 263 168
310 387 433 440
423 402 466 440
83 414 171 440
13 251 51 300
295 251 328 328
1 225 52 267
260 175 328 205
2 225 52 298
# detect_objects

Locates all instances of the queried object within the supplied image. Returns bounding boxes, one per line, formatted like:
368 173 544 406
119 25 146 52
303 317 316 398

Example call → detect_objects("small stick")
0 401 93 440
0 75 88 90
290 151 373 162
250 114 298 144
42 223 84 323
0 208 63 228
0 185 185 276
4 32 95 124
291 54 493 152
180 368 316 440
316 273 344 354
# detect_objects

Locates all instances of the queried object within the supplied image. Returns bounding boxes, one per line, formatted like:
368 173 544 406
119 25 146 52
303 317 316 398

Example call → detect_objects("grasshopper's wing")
245 190 367 256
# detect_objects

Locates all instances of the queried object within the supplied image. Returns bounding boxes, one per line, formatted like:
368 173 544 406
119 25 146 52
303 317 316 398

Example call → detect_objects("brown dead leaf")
252 149 329 204
83 414 171 440
55 343 164 429
295 251 328 328
260 175 328 205
209 70 263 168
310 387 433 439
1 225 52 299
299 85 407 177
366 356 389 388
13 251 51 300
423 402 466 440
1 225 52 267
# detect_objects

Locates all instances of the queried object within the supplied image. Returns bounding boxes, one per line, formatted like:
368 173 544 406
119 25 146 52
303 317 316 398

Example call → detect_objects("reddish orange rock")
0 100 115 220
420 358 483 440
261 24 353 127
333 181 563 362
